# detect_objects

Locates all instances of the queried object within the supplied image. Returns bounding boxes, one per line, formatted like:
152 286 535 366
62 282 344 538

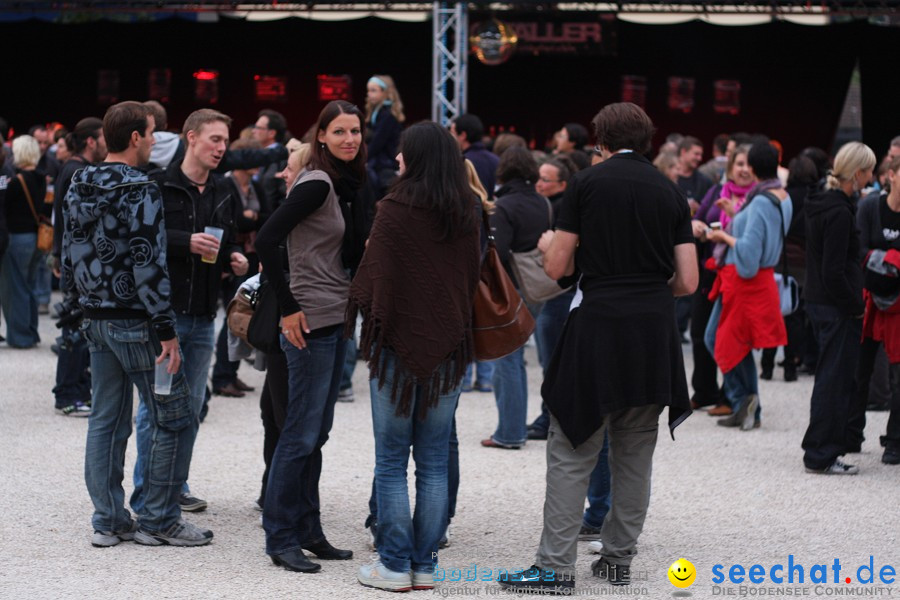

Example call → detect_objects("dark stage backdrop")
0 16 895 159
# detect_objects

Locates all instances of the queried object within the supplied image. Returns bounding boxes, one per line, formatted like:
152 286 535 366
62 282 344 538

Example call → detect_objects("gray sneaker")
738 394 759 431
91 520 137 547
134 519 214 547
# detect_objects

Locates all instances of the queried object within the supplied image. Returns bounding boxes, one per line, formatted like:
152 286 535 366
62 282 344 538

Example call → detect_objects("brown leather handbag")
226 288 254 344
19 174 54 253
472 210 535 360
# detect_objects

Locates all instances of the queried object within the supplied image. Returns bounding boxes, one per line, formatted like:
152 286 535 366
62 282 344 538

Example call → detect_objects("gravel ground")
1 292 898 599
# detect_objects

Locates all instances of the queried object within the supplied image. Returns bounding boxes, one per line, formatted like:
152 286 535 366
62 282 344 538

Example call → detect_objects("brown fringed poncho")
346 195 480 419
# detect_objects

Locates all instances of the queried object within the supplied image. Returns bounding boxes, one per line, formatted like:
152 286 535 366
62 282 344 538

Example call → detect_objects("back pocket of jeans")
107 320 154 372
154 376 193 431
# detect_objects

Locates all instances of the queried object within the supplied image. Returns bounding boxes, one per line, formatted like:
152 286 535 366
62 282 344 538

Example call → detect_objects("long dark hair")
307 100 368 183
390 121 477 241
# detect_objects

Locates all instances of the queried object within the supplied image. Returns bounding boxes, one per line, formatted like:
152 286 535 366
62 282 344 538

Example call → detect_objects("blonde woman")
0 135 49 348
801 141 876 475
653 151 679 184
365 74 405 195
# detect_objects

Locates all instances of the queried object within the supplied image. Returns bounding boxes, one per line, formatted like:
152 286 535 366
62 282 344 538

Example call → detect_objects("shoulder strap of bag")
17 173 42 226
543 195 553 229
482 207 496 249
761 190 789 281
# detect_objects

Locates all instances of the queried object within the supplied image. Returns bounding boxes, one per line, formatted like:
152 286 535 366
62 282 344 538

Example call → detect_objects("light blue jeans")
490 345 529 446
0 233 41 347
132 315 214 513
82 318 192 532
704 298 761 419
370 349 461 574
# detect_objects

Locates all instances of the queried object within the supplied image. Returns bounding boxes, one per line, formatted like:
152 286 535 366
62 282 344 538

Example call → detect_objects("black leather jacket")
152 160 241 318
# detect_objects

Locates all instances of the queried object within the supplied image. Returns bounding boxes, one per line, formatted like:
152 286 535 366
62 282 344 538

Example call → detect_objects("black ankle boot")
784 364 797 382
271 550 321 573
303 538 353 560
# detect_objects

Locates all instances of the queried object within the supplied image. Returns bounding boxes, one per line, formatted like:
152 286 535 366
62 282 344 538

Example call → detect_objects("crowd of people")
1 81 899 594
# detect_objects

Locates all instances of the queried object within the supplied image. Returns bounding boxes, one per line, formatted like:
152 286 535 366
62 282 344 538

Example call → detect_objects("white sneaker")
338 388 355 403
588 540 604 554
413 571 435 590
805 458 859 475
358 560 412 591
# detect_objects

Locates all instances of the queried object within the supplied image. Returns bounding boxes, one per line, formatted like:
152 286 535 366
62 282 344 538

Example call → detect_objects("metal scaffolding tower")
431 1 468 127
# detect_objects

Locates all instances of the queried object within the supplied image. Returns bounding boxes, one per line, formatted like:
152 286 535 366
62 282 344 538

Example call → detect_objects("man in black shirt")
499 103 697 592
675 136 712 339
132 109 248 515
677 136 713 205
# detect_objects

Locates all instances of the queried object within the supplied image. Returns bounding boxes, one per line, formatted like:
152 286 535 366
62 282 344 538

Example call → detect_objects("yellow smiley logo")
668 558 697 588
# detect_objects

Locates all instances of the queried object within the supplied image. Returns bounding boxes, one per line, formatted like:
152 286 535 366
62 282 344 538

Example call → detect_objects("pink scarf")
719 180 755 230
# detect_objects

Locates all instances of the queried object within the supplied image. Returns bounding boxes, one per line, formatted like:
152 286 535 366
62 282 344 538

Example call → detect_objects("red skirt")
709 265 787 374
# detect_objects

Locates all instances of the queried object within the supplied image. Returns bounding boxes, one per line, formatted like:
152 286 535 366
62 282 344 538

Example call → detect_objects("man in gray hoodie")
62 101 212 548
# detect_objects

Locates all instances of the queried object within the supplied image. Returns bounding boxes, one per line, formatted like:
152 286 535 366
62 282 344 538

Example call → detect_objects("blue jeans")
340 336 358 390
366 414 460 529
34 251 52 305
370 350 461 574
704 298 761 419
462 361 494 388
490 345 528 446
264 328 346 555
583 434 611 529
82 318 192 532
0 233 41 347
132 315 214 513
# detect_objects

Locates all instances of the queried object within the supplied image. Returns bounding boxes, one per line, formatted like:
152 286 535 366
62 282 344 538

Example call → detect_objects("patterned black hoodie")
61 162 177 341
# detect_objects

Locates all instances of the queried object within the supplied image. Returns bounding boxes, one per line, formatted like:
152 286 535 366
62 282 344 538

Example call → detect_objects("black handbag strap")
481 206 495 248
760 191 789 281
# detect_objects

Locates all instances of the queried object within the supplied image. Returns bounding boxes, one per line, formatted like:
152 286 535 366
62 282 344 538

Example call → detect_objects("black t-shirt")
556 152 693 286
4 169 49 234
677 169 713 203
879 197 900 250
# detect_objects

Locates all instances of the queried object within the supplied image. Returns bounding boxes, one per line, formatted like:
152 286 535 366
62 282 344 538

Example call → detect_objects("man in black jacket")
131 109 249 515
51 117 107 416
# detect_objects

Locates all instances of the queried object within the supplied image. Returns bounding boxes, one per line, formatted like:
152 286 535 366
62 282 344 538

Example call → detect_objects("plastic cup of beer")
710 222 722 231
154 357 172 396
202 226 224 264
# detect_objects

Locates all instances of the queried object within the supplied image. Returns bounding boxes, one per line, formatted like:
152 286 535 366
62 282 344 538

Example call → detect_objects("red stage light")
193 70 218 81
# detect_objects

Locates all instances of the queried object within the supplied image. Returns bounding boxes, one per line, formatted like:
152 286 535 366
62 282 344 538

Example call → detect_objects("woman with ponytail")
801 141 876 475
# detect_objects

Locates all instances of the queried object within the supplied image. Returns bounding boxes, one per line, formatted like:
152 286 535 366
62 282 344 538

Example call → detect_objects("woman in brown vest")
255 100 371 573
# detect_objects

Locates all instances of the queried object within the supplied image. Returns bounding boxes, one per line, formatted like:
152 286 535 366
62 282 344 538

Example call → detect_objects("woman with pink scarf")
690 144 754 417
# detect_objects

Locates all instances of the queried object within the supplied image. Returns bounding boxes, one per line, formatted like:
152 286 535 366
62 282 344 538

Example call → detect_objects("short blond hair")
12 135 41 168
182 108 232 136
827 142 876 190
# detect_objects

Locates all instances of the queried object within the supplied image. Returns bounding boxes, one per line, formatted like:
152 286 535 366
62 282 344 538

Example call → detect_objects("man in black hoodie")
63 101 212 547
802 142 876 475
